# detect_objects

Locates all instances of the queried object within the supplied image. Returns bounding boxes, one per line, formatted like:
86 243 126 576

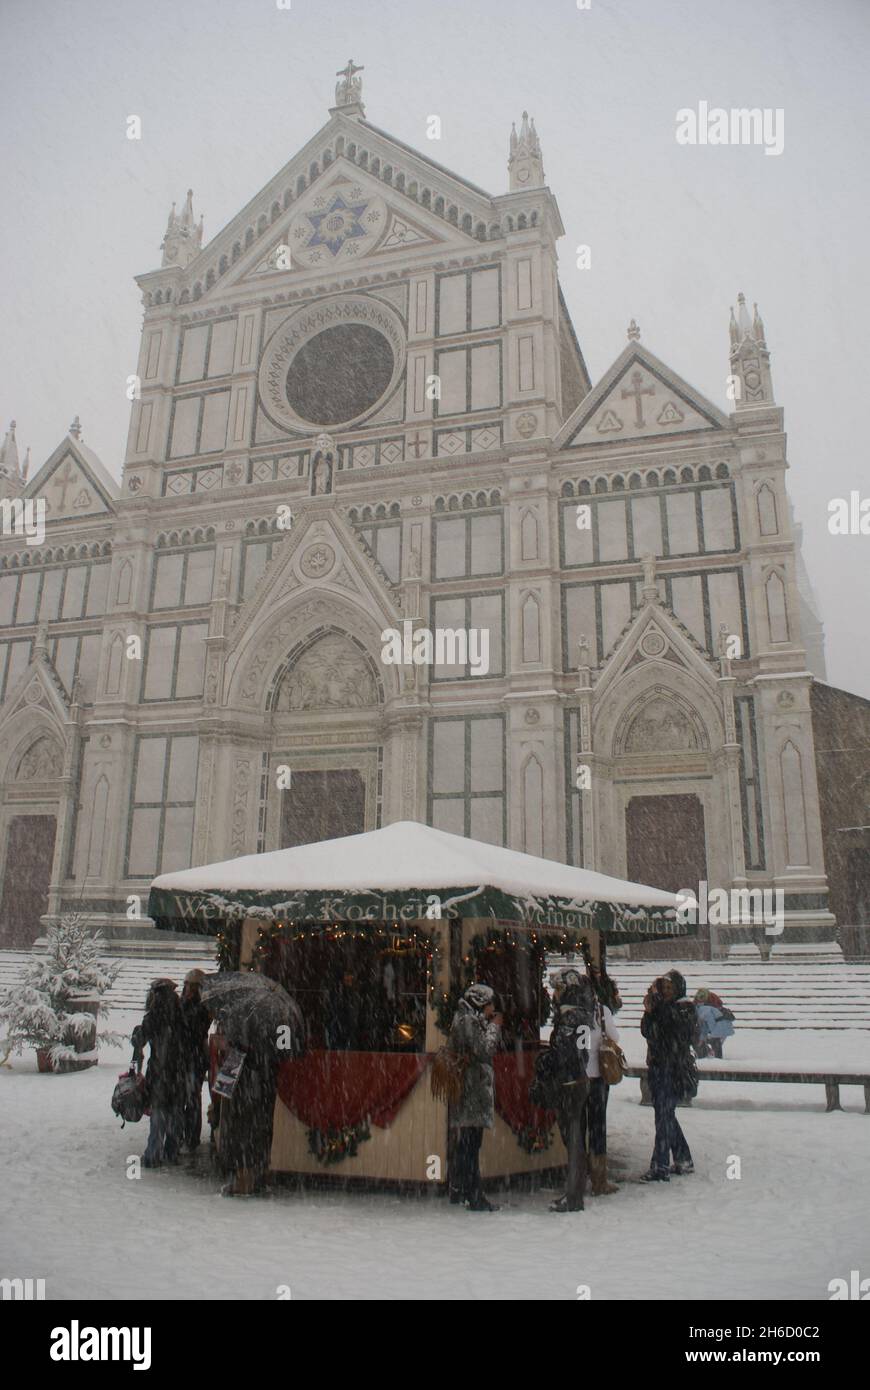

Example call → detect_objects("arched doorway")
619 692 709 893
0 734 64 947
265 628 384 850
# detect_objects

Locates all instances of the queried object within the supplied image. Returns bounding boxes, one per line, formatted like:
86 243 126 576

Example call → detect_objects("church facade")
0 64 840 953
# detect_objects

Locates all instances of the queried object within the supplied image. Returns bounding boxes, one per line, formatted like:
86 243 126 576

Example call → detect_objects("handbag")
430 1046 469 1106
111 1067 148 1127
597 1004 626 1087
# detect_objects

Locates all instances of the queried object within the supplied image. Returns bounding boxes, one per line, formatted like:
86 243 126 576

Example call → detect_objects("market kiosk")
149 821 684 1185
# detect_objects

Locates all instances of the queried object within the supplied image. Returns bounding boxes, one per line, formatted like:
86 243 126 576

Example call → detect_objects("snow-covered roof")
152 820 677 909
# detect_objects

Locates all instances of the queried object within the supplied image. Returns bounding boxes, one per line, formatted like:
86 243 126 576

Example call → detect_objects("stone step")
547 957 870 1029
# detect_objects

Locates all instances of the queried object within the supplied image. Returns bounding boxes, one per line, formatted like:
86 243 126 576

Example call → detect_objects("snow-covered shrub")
0 913 124 1067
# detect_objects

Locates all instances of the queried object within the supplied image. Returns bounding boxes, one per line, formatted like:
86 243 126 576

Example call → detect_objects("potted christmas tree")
0 913 123 1071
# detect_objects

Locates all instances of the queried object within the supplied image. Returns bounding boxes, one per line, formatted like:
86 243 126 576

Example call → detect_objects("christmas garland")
307 1118 372 1165
513 1121 555 1155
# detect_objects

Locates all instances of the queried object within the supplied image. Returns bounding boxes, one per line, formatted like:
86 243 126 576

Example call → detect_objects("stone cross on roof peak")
334 59 365 113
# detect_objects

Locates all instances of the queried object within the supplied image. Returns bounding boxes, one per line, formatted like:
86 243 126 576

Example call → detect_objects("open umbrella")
200 973 306 1054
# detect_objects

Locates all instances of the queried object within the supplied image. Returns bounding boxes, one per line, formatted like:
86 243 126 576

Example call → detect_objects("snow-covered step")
548 957 870 1029
0 947 218 1016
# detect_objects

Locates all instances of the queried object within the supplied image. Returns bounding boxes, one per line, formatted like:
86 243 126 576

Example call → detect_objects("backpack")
529 1046 562 1111
111 1068 148 1127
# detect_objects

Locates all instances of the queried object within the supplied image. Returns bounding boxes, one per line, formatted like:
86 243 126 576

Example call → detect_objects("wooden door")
280 769 366 848
625 793 706 894
0 815 58 947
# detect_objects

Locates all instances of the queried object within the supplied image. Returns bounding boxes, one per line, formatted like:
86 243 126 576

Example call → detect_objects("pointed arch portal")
0 814 57 947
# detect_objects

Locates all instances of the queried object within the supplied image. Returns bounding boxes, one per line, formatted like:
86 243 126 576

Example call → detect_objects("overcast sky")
1 0 868 697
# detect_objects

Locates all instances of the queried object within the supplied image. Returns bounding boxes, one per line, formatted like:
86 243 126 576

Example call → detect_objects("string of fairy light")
215 918 595 1033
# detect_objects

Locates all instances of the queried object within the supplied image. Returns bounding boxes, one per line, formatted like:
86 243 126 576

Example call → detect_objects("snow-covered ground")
3 1009 869 1301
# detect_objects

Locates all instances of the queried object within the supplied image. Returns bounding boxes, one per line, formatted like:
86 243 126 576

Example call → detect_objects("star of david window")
305 196 369 256
288 184 387 268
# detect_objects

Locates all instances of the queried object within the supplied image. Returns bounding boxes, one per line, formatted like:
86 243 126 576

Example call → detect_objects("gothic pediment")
230 168 454 289
0 648 71 732
594 591 718 700
226 503 403 660
556 343 729 450
589 597 725 757
26 436 118 524
151 110 497 307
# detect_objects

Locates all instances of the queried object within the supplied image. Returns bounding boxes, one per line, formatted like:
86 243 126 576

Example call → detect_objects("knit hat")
464 983 495 1011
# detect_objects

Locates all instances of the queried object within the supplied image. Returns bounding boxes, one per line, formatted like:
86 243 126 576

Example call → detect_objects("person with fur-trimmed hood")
448 983 502 1211
639 969 697 1182
548 968 597 1213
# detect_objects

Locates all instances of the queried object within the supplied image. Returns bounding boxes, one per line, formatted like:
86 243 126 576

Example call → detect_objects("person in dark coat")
448 983 502 1211
639 970 697 1182
131 978 186 1168
548 969 597 1212
179 969 211 1151
218 1031 281 1196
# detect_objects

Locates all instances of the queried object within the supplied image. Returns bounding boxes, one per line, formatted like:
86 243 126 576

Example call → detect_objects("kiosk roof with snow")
149 820 686 944
148 823 690 1182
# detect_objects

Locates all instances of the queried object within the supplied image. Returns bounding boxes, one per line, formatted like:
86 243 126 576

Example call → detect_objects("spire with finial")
0 419 29 499
0 420 19 477
332 59 365 116
69 415 82 440
736 291 753 339
729 290 773 409
178 189 195 232
627 319 641 342
508 110 545 190
161 189 203 268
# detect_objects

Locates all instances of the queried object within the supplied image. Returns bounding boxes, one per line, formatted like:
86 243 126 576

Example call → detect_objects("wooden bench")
625 1065 870 1114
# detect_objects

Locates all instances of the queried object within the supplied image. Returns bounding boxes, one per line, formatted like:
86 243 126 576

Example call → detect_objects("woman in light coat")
448 983 502 1211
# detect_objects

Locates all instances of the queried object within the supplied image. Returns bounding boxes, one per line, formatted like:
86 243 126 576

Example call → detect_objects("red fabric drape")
276 1050 430 1130
493 1050 554 1133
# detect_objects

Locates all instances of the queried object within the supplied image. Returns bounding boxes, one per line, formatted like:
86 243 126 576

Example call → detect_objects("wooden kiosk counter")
149 822 685 1186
